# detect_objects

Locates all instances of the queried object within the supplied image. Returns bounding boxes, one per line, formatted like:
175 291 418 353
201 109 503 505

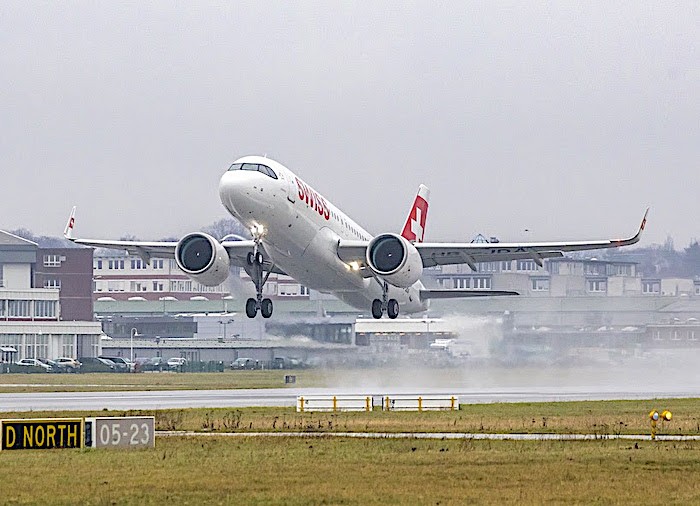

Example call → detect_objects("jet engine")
175 233 230 286
366 233 423 288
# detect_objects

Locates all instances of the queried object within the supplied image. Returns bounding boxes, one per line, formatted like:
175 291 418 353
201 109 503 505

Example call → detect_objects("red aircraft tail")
400 184 430 243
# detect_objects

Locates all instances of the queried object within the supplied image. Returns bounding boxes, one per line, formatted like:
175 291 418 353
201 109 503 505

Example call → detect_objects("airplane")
64 156 648 319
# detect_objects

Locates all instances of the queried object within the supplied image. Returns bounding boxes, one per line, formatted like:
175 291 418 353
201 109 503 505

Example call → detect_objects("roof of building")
0 230 37 247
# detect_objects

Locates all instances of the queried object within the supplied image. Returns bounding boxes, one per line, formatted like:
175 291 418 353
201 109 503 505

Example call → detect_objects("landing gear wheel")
387 299 399 319
255 251 264 265
245 298 258 318
246 252 255 265
260 298 273 318
371 299 383 319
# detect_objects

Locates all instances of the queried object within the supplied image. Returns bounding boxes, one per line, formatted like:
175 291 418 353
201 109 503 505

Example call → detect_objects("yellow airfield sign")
1 418 84 450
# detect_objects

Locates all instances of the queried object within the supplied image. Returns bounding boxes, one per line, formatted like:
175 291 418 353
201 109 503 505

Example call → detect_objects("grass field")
2 398 696 436
1 400 698 504
1 436 699 504
0 370 324 393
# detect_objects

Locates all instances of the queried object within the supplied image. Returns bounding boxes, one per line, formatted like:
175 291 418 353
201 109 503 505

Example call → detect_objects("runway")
2 385 699 412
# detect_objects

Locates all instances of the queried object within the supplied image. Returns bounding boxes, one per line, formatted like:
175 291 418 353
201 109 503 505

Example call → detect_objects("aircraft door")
287 177 296 203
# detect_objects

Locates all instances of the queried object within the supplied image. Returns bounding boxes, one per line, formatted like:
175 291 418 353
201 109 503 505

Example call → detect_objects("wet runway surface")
2 385 700 412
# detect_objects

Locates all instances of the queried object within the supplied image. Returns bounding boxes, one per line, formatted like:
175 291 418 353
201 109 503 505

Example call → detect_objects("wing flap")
420 289 519 300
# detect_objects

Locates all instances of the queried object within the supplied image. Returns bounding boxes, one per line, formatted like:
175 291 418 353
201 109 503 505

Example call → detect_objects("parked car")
99 356 134 372
167 357 187 369
272 357 304 369
231 357 257 370
77 357 116 373
54 357 81 372
16 358 52 372
37 358 66 373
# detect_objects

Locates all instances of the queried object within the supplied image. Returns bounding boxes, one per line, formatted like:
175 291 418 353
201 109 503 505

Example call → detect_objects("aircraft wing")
338 209 648 271
63 207 286 274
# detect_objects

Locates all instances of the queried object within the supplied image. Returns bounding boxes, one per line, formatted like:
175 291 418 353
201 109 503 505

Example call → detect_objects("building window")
131 259 147 270
0 300 5 317
454 278 470 289
34 301 56 318
43 255 61 267
152 259 164 269
695 285 700 296
279 284 300 296
300 286 309 296
642 280 660 294
517 260 538 272
7 300 30 317
653 330 662 341
95 260 103 270
587 279 607 293
107 281 125 292
610 264 632 276
672 330 681 341
690 331 697 341
130 281 147 292
531 278 550 291
61 336 74 358
476 262 497 273
473 277 491 289
152 281 164 292
585 263 605 276
500 261 512 272
43 279 61 289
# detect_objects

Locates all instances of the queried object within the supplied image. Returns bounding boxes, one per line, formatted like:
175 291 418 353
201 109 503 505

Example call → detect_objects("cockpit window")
228 162 278 179
259 165 278 179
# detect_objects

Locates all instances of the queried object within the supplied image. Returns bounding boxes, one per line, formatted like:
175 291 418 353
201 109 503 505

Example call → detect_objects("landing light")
250 224 266 237
348 261 360 271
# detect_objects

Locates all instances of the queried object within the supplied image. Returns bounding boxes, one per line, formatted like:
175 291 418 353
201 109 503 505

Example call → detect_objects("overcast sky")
1 2 698 246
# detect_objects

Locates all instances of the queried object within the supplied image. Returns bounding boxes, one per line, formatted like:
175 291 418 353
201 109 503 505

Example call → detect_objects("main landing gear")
245 248 274 319
371 281 399 319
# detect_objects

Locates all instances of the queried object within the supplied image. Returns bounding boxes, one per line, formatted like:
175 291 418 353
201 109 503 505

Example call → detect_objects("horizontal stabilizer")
420 289 519 301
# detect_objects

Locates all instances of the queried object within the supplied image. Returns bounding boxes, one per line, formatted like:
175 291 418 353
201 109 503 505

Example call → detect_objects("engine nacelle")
175 233 230 287
366 233 423 288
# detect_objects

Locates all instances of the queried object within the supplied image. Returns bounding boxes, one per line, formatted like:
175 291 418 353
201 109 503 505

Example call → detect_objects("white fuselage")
218 156 428 314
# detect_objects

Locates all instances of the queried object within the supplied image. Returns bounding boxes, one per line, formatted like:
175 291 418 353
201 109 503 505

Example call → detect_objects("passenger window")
228 163 243 171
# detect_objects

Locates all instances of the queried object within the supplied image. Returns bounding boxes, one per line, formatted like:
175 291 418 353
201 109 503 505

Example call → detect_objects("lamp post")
218 319 234 340
130 328 140 363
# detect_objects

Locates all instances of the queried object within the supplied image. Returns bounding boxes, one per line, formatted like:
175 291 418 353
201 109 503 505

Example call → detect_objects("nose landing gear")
245 234 274 319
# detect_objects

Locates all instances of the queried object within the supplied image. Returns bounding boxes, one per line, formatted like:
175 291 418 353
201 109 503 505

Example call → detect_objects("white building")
0 231 103 361
93 250 231 301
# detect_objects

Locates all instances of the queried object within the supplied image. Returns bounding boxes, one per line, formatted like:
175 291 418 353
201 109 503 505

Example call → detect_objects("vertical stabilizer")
63 206 76 239
400 184 430 243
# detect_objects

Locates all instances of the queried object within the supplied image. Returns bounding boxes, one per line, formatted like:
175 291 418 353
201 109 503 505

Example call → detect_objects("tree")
201 218 249 240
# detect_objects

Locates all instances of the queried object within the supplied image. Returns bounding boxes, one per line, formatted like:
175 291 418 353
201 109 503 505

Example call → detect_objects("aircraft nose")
219 169 263 216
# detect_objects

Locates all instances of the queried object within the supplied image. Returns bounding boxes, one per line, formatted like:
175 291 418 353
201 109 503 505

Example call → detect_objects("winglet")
640 207 649 233
616 207 649 247
401 184 430 243
63 206 76 240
